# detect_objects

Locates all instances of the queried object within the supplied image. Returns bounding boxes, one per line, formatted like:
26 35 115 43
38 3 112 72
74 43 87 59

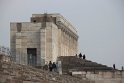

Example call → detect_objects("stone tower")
10 13 78 66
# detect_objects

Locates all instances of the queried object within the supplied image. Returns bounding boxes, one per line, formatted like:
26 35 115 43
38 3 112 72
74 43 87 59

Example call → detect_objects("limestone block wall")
60 28 77 56
40 28 46 65
10 23 17 61
10 13 79 66
51 23 59 62
10 22 42 65
71 71 124 83
31 13 78 57
45 23 52 63
20 23 41 65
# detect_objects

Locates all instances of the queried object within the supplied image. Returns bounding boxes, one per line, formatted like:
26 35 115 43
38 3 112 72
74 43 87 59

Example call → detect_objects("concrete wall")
10 13 79 66
71 71 124 83
10 22 42 65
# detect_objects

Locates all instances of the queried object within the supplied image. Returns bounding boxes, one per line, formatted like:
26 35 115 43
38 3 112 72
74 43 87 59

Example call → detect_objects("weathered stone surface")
1 60 123 83
58 56 114 74
0 61 91 83
57 56 124 83
10 13 78 66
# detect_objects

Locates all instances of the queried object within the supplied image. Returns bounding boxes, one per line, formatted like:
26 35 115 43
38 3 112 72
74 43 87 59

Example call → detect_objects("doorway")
27 48 37 66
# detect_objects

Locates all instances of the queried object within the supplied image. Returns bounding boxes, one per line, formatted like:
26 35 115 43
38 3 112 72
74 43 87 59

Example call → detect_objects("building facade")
10 13 78 66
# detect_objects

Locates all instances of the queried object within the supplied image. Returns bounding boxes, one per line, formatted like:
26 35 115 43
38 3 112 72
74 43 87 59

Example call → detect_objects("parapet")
31 13 78 36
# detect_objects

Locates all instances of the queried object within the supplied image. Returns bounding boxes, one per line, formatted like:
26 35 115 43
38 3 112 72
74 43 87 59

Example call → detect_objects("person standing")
113 64 115 70
79 53 82 58
83 54 86 59
49 61 53 71
52 62 57 72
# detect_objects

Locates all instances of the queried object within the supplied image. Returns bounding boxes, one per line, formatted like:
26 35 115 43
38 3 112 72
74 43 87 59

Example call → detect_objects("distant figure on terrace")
113 64 115 70
83 54 86 59
122 66 123 71
79 53 82 58
49 61 53 71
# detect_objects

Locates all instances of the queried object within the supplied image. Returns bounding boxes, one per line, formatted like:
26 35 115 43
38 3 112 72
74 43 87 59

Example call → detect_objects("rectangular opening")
27 48 37 66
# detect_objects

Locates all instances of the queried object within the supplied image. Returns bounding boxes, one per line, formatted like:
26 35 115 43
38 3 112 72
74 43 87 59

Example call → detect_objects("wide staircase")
57 56 113 73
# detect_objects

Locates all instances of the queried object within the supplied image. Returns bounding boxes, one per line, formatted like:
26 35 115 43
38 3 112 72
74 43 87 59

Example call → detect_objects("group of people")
43 61 57 72
48 61 57 72
76 53 86 59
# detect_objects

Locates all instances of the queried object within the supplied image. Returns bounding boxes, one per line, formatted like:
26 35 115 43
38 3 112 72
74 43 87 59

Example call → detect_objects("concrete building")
10 13 78 66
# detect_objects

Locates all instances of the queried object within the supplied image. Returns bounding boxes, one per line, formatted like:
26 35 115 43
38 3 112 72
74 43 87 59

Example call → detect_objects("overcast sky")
0 0 124 69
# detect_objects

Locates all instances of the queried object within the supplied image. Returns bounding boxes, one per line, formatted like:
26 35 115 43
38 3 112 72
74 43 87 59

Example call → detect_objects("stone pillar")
21 36 27 65
58 29 62 57
61 30 64 56
15 32 22 64
57 61 62 75
63 30 65 56
40 28 46 66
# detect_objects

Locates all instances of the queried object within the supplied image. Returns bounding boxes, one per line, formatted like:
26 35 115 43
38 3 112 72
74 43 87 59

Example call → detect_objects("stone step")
58 56 113 73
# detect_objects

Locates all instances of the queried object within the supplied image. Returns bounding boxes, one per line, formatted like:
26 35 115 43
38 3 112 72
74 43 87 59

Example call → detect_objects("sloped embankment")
0 61 94 83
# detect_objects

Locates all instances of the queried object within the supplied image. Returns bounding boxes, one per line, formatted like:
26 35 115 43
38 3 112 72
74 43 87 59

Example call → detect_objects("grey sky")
0 0 124 69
